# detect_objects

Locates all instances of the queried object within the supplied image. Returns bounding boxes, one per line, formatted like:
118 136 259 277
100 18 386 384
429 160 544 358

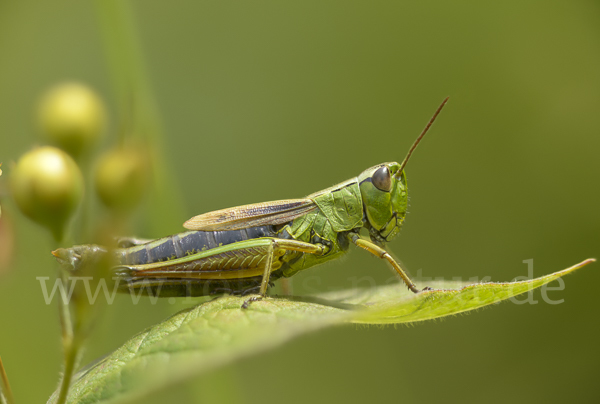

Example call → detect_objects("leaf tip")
577 258 596 267
560 258 596 276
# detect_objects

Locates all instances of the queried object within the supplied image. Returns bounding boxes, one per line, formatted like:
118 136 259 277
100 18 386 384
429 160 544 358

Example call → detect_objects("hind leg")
241 238 326 309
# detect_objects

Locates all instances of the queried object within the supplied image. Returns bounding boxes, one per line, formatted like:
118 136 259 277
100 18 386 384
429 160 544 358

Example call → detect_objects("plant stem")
55 273 75 404
53 236 80 404
76 156 94 243
55 334 81 404
0 356 15 404
94 0 185 235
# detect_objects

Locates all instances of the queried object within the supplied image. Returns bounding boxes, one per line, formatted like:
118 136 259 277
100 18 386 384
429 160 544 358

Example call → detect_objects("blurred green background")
1 0 599 403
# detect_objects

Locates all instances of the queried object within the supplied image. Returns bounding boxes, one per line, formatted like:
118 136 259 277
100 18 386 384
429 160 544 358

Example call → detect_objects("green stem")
76 156 94 243
55 338 81 404
55 273 75 404
53 236 80 404
94 0 185 235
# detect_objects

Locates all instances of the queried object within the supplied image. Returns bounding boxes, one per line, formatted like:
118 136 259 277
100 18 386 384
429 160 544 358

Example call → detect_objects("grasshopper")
53 98 448 306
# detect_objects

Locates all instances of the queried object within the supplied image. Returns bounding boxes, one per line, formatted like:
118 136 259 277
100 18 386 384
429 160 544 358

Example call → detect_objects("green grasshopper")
53 98 448 306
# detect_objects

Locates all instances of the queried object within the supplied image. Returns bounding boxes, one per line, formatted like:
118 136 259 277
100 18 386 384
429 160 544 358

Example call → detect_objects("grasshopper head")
358 97 449 244
358 162 407 243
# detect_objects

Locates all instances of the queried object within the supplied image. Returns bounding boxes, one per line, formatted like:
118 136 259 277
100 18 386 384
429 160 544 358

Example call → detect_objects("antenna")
396 97 449 176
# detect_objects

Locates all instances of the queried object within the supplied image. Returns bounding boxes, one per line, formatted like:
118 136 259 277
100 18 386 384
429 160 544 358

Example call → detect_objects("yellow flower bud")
38 83 107 157
10 147 84 241
94 145 149 212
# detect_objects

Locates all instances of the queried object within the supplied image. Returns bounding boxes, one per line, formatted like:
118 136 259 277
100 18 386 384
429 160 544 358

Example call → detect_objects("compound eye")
372 166 392 192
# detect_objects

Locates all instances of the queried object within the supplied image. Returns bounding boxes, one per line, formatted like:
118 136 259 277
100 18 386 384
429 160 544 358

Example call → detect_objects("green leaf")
50 259 594 404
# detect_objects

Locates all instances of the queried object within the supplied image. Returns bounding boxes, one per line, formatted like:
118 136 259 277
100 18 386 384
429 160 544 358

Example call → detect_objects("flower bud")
38 83 107 157
10 147 84 240
94 144 149 212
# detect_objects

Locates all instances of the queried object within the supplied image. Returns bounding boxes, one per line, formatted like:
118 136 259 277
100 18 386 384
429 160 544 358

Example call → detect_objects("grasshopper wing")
183 199 317 231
